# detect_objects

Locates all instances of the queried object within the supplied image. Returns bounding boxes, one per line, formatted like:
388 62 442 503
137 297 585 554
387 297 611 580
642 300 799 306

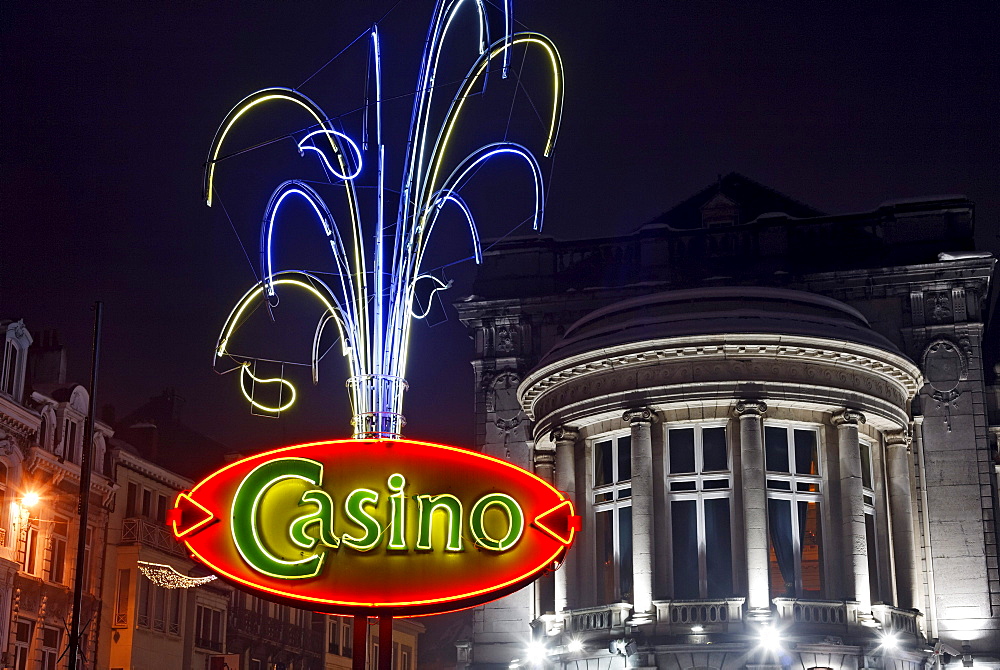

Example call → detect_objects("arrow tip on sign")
532 499 579 546
171 492 216 538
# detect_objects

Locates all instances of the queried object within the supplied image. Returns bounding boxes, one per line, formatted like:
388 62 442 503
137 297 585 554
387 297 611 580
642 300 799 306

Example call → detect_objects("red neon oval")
173 439 577 616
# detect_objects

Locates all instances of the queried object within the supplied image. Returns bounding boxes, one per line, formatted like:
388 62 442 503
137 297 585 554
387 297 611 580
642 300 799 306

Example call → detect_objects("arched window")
665 423 734 598
592 433 633 604
764 424 824 599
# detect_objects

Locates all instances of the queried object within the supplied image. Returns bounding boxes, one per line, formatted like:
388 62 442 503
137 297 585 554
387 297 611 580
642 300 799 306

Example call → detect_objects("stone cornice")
114 449 194 490
0 397 39 439
519 333 922 415
24 447 115 495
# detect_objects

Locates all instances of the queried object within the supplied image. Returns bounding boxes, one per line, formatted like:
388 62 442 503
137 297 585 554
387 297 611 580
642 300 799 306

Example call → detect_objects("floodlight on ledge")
204 1 563 438
21 492 39 508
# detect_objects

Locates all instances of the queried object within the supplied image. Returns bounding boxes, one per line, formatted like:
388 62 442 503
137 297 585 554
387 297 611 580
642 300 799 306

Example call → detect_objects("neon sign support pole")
69 301 102 670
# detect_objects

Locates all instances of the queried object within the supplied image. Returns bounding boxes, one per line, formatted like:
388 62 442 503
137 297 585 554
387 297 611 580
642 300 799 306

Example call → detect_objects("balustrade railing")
227 607 323 654
653 598 744 634
120 517 185 556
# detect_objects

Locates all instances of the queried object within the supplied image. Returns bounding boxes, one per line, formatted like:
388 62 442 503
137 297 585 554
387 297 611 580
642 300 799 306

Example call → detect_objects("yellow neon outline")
340 488 382 552
171 492 215 538
182 438 571 610
415 494 465 552
469 493 524 551
230 457 327 580
239 363 296 413
289 489 340 550
387 473 408 550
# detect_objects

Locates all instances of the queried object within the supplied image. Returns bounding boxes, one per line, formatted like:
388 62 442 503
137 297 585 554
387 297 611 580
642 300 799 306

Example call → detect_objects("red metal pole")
352 615 368 670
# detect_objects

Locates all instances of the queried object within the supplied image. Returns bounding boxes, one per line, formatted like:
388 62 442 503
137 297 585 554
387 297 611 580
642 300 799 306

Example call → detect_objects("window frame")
591 432 633 603
763 422 825 599
664 422 734 599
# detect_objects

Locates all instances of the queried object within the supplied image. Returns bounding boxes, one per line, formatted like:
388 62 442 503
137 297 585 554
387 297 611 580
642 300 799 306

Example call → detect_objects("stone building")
455 174 1000 669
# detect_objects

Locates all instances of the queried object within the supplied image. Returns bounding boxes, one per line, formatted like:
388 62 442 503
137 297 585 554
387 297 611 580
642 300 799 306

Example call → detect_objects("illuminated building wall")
0 322 114 670
456 174 1000 669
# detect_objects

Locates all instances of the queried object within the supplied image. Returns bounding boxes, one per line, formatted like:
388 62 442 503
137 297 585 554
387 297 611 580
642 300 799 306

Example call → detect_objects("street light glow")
879 632 899 651
21 492 39 508
525 641 546 665
757 625 781 652
567 639 584 653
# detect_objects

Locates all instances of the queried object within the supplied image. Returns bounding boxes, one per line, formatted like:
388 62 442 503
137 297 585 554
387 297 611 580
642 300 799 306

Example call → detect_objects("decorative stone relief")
734 400 767 417
831 408 866 426
927 291 952 324
922 337 968 431
622 407 655 424
483 369 521 413
495 326 516 354
550 426 579 444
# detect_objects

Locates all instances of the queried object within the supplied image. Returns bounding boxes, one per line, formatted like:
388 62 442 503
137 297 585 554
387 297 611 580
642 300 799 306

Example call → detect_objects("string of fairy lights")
205 0 564 438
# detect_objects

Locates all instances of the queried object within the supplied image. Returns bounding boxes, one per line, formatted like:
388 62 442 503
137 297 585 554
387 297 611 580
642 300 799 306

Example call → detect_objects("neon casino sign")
171 439 578 615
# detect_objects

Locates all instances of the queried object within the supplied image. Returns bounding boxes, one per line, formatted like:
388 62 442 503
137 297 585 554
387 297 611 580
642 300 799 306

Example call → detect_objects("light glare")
21 492 39 508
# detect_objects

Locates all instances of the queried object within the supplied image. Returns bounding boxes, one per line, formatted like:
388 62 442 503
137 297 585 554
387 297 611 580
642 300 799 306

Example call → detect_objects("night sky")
3 1 998 454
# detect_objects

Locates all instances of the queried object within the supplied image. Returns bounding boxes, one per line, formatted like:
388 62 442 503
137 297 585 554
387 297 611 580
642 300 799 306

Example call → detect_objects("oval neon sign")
170 439 579 616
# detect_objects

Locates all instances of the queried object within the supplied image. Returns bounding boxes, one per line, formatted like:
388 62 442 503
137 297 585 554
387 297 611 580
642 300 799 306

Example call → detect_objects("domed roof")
539 287 905 366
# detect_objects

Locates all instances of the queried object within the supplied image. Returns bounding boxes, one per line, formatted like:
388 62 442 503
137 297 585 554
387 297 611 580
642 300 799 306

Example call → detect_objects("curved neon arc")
298 130 364 181
239 363 297 413
430 193 482 264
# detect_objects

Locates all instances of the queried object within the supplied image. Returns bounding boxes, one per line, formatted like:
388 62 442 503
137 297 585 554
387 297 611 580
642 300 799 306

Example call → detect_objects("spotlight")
879 632 899 651
757 625 781 652
525 641 546 666
567 639 584 653
21 492 39 508
691 625 704 633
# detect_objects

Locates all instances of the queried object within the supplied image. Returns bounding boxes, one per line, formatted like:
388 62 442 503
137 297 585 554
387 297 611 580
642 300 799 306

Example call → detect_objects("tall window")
47 516 68 584
0 462 8 547
666 425 733 598
861 440 880 603
342 617 354 658
41 627 60 670
13 620 32 670
328 616 340 654
1 340 19 396
593 434 632 603
195 605 223 652
765 425 824 598
24 519 39 575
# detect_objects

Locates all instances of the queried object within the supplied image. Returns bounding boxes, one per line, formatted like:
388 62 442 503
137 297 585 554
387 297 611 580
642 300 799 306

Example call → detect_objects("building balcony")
871 604 923 643
120 517 185 557
653 598 745 635
227 607 324 655
534 604 632 640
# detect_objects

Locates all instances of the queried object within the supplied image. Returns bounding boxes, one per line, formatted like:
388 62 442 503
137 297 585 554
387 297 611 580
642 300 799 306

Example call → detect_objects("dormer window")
699 193 739 228
1 321 32 402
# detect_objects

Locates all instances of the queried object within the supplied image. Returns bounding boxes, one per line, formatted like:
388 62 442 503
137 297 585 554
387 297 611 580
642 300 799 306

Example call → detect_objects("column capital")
884 430 911 449
734 400 767 417
831 408 866 427
550 426 579 444
622 407 656 424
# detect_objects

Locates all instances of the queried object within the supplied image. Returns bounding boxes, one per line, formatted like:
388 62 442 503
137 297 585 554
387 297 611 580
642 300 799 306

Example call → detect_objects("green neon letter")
341 488 381 551
289 489 340 549
387 474 407 550
469 493 523 552
416 494 465 552
231 458 326 579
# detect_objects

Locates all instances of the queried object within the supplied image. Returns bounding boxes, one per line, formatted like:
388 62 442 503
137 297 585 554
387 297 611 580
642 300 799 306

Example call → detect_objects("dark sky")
3 1 998 453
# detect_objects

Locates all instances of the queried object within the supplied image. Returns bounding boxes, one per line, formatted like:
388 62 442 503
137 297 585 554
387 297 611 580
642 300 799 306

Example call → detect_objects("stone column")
533 446 556 617
551 427 579 613
624 407 655 623
885 430 917 610
736 400 770 619
832 409 871 613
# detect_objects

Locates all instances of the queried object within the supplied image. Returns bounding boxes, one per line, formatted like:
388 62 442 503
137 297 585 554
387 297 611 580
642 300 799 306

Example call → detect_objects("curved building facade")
455 175 999 670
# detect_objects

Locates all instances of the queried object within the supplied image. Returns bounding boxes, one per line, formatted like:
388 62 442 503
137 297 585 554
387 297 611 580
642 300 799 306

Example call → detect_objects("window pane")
794 430 818 475
704 498 733 597
669 481 696 492
865 512 878 603
764 427 790 472
596 510 615 604
703 478 729 490
799 501 823 597
860 443 873 489
767 498 794 597
618 507 633 602
702 427 727 471
617 436 631 482
668 428 695 474
595 441 613 487
671 500 698 599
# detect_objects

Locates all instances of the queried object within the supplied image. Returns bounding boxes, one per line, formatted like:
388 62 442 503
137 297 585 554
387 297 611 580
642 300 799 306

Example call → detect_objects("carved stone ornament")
831 408 866 426
622 407 655 424
927 291 952 324
495 326 515 354
550 426 579 444
734 400 767 417
483 369 521 413
921 337 968 403
494 414 522 436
